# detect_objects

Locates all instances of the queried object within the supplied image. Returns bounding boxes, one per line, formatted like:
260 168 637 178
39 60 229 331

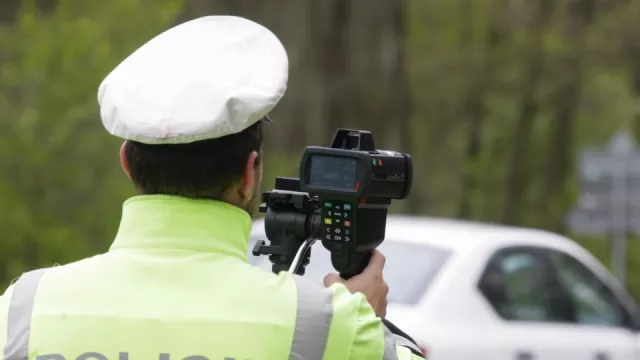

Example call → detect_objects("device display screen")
308 155 357 190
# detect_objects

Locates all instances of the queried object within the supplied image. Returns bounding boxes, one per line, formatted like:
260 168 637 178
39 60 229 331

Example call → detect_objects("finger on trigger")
368 250 386 272
323 273 344 287
375 249 386 270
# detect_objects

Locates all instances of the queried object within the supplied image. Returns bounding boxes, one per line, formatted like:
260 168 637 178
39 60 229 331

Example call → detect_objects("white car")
248 215 640 360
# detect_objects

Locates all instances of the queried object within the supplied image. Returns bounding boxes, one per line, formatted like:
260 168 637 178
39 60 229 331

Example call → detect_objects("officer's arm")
324 284 425 360
0 285 15 353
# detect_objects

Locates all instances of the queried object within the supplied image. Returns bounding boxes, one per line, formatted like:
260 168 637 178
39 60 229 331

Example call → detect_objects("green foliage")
2 0 640 303
402 0 640 297
0 0 183 284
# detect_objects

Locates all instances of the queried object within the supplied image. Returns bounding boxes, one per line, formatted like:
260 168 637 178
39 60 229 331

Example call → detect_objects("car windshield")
247 238 452 306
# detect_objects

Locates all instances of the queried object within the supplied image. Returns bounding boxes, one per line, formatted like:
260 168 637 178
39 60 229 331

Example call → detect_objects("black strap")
381 318 425 358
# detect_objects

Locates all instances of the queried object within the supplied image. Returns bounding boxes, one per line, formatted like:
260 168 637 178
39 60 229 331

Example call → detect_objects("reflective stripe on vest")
289 276 333 360
291 276 398 360
3 268 48 360
382 325 402 360
4 270 399 360
383 326 421 359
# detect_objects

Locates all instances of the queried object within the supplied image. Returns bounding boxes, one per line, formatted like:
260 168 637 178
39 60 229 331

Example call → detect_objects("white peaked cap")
97 16 288 144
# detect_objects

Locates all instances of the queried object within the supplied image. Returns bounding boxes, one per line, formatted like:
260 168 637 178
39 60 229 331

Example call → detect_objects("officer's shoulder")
288 273 368 309
6 264 62 286
288 273 330 294
241 263 300 288
14 253 110 282
242 266 327 294
0 282 14 303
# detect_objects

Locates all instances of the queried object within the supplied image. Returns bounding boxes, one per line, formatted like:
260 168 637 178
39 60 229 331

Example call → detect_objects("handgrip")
338 251 372 279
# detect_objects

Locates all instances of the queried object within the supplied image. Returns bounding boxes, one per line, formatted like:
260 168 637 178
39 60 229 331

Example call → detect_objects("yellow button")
324 218 332 224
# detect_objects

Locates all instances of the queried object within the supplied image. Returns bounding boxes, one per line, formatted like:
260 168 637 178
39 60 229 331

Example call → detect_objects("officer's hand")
323 250 389 317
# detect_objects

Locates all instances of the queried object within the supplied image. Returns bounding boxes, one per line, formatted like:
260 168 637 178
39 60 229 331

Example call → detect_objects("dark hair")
124 121 263 199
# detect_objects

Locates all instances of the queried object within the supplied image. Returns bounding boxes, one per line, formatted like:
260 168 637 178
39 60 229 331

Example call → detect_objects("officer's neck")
110 195 252 261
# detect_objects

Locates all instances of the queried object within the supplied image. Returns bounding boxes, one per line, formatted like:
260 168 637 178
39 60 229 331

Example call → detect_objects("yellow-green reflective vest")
1 195 423 360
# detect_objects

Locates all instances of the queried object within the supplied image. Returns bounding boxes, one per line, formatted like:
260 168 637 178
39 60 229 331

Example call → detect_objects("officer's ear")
120 141 132 180
239 150 259 202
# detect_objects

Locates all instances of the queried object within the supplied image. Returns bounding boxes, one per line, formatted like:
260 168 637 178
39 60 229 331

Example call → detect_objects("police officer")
0 16 425 360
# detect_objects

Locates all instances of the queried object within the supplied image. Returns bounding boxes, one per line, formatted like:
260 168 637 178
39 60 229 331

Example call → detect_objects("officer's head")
97 16 287 216
118 120 264 215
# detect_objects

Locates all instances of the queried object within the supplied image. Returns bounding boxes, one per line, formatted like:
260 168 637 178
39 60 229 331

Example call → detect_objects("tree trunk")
501 0 556 225
538 0 596 232
623 2 640 140
306 0 351 142
388 0 420 212
458 0 506 219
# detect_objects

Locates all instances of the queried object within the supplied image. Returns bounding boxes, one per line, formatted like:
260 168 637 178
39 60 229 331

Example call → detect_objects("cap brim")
263 115 274 124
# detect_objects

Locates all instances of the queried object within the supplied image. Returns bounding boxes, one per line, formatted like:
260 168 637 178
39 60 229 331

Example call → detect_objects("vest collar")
110 195 252 261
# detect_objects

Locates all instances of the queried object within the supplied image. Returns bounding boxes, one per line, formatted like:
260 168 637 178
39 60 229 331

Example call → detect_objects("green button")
371 159 376 166
324 201 332 208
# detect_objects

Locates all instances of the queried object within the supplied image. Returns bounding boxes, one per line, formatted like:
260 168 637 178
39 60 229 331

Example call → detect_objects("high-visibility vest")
1 195 422 360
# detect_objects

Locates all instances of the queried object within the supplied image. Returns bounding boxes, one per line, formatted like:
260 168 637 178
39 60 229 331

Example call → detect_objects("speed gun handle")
339 251 372 280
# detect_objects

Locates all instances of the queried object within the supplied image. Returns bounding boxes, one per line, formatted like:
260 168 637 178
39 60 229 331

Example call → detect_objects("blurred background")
2 0 640 300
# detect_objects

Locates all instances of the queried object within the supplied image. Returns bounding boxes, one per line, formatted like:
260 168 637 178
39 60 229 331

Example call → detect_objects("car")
247 215 640 360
